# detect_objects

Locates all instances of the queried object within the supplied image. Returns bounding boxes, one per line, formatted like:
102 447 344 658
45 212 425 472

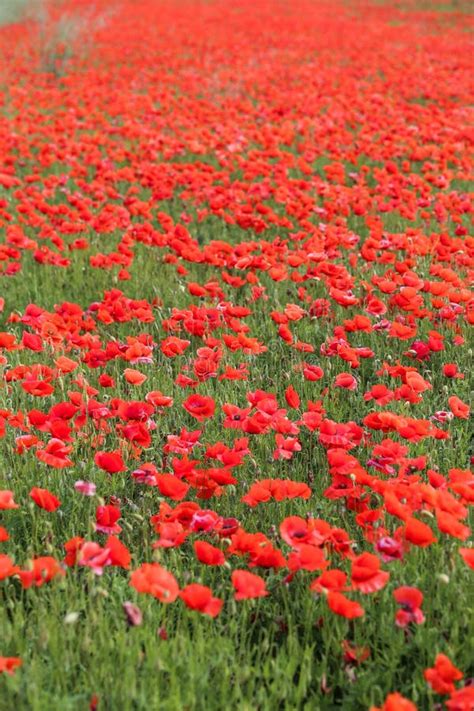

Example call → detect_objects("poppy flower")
351 553 389 593
459 548 474 569
393 586 425 627
341 640 370 665
0 490 19 510
95 505 122 534
130 563 179 603
446 685 474 711
122 601 143 627
155 474 190 501
180 584 223 617
273 435 302 460
153 521 188 549
310 569 348 593
74 480 97 496
288 544 328 572
284 517 331 548
194 540 225 566
94 450 126 474
18 557 65 588
64 537 85 567
98 374 115 388
78 542 111 576
22 332 43 352
327 591 364 619
242 479 310 507
231 570 268 600
403 517 437 547
55 356 78 374
29 487 61 512
364 384 394 406
284 385 300 409
443 364 463 379
106 535 131 569
0 657 22 675
302 364 324 381
124 368 147 385
183 394 216 421
22 379 54 397
370 692 418 711
0 554 19 580
448 396 470 420
436 510 470 541
424 654 463 694
376 537 404 562
334 372 357 390
146 391 173 408
36 438 73 468
160 337 190 357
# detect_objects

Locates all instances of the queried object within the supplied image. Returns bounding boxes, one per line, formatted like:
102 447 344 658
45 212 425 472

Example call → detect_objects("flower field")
0 0 473 709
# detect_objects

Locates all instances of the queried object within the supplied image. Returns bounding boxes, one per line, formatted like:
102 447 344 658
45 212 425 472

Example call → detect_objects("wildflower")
393 587 424 627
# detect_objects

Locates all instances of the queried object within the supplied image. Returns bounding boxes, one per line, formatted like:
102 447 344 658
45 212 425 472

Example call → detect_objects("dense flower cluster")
0 0 472 708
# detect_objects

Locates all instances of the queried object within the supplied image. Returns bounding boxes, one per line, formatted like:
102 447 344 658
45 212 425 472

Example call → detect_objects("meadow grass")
0 0 28 26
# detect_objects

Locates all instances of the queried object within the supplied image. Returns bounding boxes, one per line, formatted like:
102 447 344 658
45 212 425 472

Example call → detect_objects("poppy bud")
123 601 143 627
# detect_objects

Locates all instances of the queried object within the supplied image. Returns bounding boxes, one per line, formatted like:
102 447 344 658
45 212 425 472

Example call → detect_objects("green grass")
0 0 28 27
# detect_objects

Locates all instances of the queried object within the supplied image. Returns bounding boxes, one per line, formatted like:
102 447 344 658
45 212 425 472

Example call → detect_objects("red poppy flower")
459 548 474 569
327 591 364 619
231 570 268 600
30 487 61 512
180 584 223 617
334 372 358 390
351 553 389 593
0 526 9 542
94 450 126 474
98 374 115 388
0 657 22 675
284 385 300 409
64 537 85 567
124 368 147 385
393 586 424 627
95 505 122 534
370 692 418 711
342 640 370 665
424 654 463 695
403 518 437 547
36 438 73 468
106 535 131 569
18 556 65 589
436 510 470 541
0 490 19 510
183 394 215 421
448 396 470 420
194 540 225 566
160 337 190 357
0 554 19 580
130 563 179 603
310 569 348 593
288 544 328 572
78 542 111 576
443 364 463 379
446 686 474 711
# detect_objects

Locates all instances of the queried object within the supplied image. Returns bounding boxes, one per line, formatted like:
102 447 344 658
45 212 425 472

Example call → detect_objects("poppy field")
0 0 473 709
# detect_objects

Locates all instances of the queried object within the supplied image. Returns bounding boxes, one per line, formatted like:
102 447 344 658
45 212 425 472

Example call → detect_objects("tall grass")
0 0 29 27
0 0 110 75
